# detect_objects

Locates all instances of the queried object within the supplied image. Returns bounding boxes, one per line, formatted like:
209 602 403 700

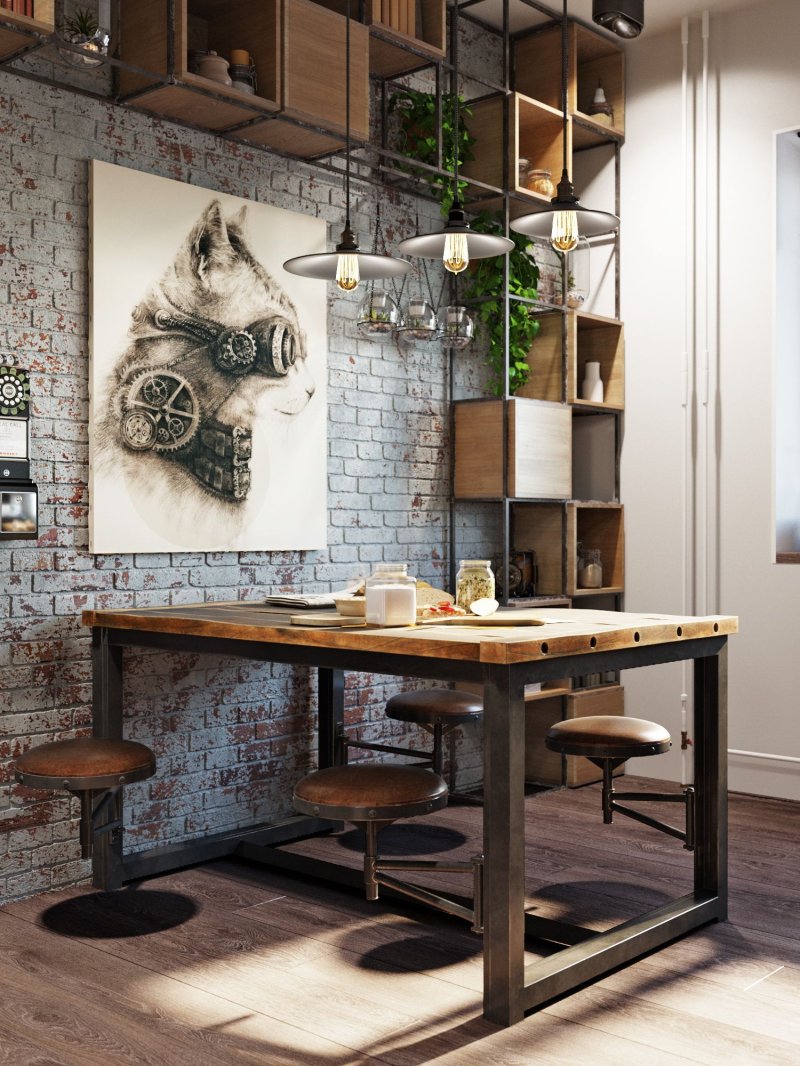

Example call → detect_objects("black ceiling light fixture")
283 0 410 291
396 0 513 274
592 0 644 39
510 0 619 252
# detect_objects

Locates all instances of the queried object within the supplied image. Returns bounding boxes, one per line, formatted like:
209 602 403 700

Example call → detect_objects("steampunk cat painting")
89 161 327 553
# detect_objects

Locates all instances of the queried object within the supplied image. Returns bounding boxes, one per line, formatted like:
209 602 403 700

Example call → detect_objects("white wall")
621 0 800 800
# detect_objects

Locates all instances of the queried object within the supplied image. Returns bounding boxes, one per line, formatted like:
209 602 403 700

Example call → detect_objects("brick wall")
0 64 495 902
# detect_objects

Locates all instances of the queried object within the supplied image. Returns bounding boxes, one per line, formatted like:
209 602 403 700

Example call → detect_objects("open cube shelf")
0 1 53 61
514 21 625 147
568 311 625 410
567 501 624 597
117 0 369 158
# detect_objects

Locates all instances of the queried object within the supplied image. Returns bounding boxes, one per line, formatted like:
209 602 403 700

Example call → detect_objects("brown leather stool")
293 763 483 932
341 689 483 796
545 715 695 849
14 737 156 859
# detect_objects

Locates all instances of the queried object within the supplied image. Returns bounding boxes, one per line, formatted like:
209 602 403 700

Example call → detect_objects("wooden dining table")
82 602 737 1027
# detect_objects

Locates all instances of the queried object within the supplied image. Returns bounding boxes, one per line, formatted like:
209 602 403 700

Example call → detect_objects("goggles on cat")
151 308 298 378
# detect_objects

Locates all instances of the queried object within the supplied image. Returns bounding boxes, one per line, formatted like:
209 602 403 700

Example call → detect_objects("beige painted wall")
621 0 800 799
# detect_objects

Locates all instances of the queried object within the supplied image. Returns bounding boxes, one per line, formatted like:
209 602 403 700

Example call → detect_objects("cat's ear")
190 201 236 282
228 205 248 233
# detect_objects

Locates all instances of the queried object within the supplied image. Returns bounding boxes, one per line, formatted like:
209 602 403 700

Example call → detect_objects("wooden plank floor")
1 779 799 1065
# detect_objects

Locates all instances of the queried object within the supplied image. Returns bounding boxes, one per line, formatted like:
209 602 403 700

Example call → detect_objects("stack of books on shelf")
0 0 34 14
375 0 416 37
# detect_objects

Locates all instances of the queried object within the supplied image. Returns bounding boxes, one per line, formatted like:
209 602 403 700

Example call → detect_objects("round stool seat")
545 716 671 760
385 689 483 727
15 738 156 791
294 764 449 822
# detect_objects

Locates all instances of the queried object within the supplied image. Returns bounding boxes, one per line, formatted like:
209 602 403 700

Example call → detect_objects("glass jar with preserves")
526 168 554 197
365 563 417 626
455 559 495 611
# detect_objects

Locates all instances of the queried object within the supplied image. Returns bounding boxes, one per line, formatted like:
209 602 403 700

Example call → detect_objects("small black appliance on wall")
0 364 38 540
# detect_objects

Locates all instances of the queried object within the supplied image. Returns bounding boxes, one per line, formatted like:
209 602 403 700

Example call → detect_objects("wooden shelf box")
454 398 572 501
0 0 53 61
462 92 569 215
513 20 625 148
315 0 445 76
510 503 565 598
117 0 369 158
568 311 624 411
566 501 624 597
516 311 564 405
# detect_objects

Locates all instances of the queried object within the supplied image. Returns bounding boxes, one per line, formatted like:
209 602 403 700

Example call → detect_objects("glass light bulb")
443 232 469 274
335 253 360 292
551 211 579 253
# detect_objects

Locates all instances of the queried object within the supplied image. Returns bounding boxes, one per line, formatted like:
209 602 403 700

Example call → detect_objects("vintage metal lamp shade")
511 0 618 252
283 1 409 291
396 3 513 273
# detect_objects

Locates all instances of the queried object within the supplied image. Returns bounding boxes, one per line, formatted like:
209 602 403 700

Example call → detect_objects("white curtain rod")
728 749 800 765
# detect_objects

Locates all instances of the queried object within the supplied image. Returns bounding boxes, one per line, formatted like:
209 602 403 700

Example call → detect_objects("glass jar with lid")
517 157 531 188
577 547 603 589
526 168 554 198
455 560 495 611
365 563 417 626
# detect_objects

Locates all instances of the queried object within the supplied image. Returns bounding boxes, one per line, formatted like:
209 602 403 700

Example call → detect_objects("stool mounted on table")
14 737 156 860
337 688 483 799
546 715 696 850
293 763 484 933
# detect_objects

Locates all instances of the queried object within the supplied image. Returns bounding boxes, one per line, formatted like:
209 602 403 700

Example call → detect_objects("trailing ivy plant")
389 88 541 395
463 217 541 396
388 88 474 216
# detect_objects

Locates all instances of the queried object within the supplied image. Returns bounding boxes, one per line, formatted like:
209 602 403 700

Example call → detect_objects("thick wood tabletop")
82 604 738 666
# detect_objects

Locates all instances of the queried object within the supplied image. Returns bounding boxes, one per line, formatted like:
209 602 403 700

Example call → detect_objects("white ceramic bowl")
334 595 366 617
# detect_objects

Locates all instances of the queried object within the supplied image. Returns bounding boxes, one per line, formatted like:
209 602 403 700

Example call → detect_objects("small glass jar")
455 559 495 611
517 157 531 188
526 168 554 198
577 548 603 589
439 305 474 350
365 563 417 626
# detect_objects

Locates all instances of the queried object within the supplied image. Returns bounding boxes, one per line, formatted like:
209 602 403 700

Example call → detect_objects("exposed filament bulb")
443 232 469 274
551 211 579 253
335 253 360 292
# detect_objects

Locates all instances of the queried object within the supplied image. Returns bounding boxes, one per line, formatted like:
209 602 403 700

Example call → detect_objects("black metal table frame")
90 623 727 1027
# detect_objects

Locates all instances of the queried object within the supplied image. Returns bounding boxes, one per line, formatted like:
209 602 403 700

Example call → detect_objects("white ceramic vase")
581 361 604 403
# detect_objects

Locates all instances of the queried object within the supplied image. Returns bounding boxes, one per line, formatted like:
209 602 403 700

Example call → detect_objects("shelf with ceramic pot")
116 0 369 159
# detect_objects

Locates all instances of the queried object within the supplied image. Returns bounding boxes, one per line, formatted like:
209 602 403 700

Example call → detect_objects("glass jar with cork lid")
455 560 495 611
526 168 554 198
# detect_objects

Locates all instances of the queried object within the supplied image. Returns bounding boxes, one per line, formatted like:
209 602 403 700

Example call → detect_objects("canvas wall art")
89 160 327 553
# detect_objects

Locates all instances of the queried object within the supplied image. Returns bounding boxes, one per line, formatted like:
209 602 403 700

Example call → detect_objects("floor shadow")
40 886 198 938
357 932 482 972
335 824 468 856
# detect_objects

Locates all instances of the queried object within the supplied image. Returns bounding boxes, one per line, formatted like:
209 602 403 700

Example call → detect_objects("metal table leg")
91 628 125 890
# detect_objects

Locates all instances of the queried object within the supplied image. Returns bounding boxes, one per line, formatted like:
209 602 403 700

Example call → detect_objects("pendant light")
283 0 410 291
396 1 513 272
510 0 618 251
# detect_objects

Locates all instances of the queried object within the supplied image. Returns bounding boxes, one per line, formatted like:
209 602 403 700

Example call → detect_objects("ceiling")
465 0 772 38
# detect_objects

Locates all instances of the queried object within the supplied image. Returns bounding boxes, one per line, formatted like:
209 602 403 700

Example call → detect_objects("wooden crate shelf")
462 93 568 212
453 398 572 502
0 1 53 61
566 501 624 597
316 0 445 76
510 503 565 599
516 310 563 404
525 683 625 787
117 0 369 158
514 21 625 145
568 311 625 411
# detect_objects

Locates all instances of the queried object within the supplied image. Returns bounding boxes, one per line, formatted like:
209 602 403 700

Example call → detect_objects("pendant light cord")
345 0 351 229
452 1 459 203
561 0 568 179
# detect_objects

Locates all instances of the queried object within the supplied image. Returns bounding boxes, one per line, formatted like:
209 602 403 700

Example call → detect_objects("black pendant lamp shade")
510 0 618 250
396 3 513 272
283 0 409 290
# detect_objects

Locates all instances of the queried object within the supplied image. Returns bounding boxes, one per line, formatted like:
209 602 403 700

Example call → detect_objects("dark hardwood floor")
1 778 798 1065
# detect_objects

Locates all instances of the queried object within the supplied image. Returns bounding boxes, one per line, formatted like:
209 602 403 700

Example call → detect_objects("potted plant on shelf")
59 5 110 67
